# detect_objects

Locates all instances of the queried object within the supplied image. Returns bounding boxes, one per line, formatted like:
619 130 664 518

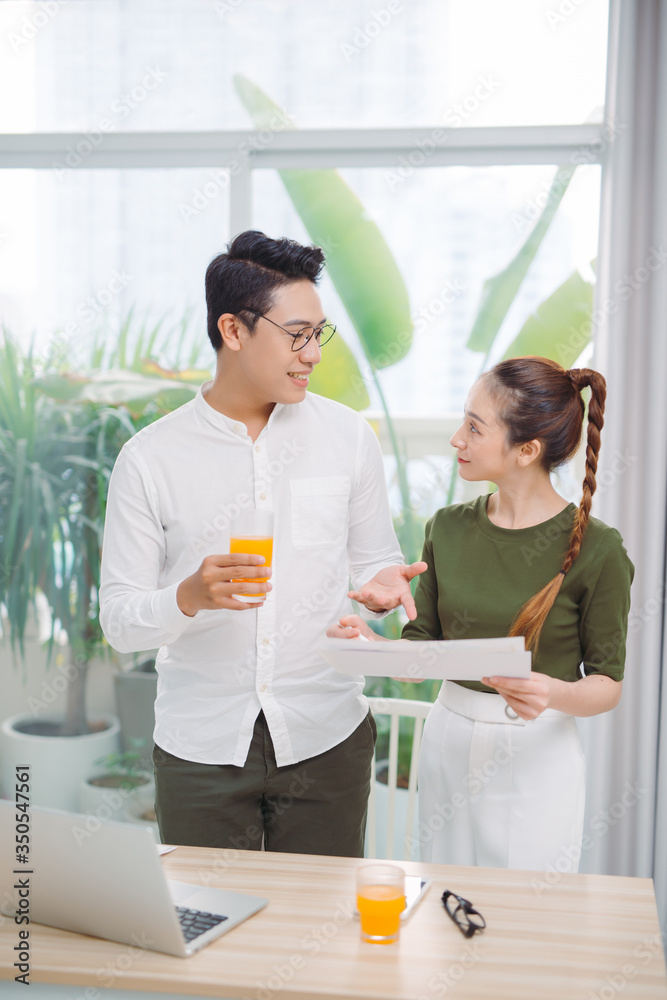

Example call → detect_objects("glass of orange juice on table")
229 510 273 603
356 863 406 944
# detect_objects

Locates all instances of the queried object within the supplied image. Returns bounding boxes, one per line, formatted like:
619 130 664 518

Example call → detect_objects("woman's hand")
326 614 385 641
484 671 622 719
482 671 554 720
326 616 423 684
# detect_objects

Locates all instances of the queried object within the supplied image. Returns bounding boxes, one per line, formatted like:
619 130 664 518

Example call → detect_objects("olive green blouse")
402 495 634 692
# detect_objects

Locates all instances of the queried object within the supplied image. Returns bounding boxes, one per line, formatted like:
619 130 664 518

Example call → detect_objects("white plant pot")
78 770 154 825
1 714 120 812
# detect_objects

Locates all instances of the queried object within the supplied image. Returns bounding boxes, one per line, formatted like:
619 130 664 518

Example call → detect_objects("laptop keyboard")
176 905 228 943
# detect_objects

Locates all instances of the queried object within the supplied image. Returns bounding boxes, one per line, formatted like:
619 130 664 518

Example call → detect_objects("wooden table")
1 848 665 999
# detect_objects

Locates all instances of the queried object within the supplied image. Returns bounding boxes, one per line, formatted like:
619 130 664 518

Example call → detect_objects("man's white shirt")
99 384 403 766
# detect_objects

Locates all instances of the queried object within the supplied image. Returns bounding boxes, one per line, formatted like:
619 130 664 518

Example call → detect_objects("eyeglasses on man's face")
239 308 336 352
441 890 486 938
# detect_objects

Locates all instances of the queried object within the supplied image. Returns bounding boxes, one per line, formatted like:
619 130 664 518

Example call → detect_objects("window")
0 0 610 514
0 168 228 362
0 1 608 133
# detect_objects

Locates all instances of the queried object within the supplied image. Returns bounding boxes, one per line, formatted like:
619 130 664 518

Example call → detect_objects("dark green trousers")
153 710 376 857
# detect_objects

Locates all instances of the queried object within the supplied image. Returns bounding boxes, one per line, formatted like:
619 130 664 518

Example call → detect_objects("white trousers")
418 681 586 872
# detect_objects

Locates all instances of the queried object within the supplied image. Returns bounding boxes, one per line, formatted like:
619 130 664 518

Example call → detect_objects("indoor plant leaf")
305 335 370 410
466 165 576 354
35 370 198 410
502 268 594 366
233 74 413 371
139 359 211 384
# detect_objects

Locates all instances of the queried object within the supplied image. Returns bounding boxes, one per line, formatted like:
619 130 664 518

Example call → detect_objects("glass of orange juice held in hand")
229 510 273 603
356 863 406 944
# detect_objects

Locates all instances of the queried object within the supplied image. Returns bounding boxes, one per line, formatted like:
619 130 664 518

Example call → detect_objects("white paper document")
319 636 531 681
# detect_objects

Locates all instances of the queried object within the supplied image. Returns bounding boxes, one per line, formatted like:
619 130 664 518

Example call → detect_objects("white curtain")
580 0 667 935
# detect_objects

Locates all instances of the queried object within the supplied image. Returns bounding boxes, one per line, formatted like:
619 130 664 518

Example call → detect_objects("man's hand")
482 672 554 721
177 554 271 616
348 562 428 621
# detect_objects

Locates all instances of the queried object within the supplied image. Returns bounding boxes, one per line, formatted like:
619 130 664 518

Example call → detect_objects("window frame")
0 123 607 238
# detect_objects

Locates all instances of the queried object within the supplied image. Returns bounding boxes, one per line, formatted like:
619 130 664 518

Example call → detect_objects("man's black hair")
205 230 325 351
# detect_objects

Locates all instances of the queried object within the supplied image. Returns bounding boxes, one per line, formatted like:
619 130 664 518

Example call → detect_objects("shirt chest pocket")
290 476 350 550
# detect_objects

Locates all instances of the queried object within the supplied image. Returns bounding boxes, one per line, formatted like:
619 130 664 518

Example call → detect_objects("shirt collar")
195 380 287 437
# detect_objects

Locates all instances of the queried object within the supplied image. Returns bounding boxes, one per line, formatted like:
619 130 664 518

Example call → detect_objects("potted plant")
0 325 203 810
0 335 121 807
79 744 154 824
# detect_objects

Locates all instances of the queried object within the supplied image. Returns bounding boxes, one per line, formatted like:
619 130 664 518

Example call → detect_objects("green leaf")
35 370 198 411
467 165 576 354
153 386 200 412
31 373 92 402
280 170 413 369
4 439 28 568
139 359 211 384
502 268 594 367
233 74 413 371
0 318 210 728
306 335 370 410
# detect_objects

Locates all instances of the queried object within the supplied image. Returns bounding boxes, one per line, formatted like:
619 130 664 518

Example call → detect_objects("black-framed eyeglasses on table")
238 308 336 351
441 890 486 938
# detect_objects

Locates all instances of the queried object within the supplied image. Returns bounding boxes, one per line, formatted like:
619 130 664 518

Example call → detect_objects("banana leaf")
502 268 594 366
467 165 576 354
307 335 370 410
234 74 413 372
35 370 198 413
140 359 211 384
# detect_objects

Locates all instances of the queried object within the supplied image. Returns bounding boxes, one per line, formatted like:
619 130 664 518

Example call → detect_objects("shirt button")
262 638 271 647
259 492 267 501
259 683 267 693
255 445 261 453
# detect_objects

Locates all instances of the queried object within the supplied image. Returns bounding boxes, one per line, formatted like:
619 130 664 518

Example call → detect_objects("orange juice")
230 535 273 595
356 885 406 940
229 535 273 604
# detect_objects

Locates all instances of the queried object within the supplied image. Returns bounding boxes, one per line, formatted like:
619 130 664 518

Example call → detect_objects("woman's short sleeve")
580 528 634 680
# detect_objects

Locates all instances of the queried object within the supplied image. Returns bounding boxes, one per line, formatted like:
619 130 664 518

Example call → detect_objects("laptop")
0 801 267 957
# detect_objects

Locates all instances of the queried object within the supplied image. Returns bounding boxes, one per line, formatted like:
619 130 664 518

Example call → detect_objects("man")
99 230 425 856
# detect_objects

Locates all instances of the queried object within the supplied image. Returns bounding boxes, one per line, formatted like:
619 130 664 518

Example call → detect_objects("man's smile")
287 370 311 385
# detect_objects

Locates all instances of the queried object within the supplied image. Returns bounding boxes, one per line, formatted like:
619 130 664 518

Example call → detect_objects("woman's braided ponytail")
483 358 607 653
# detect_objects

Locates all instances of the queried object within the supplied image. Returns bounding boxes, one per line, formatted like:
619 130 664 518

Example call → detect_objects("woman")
331 357 633 872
